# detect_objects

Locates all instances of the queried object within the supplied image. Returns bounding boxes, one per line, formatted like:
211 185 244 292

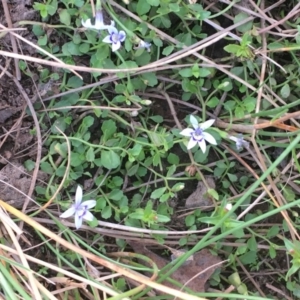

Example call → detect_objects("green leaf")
79 43 90 53
235 106 244 118
243 96 256 112
56 166 66 177
179 68 193 77
167 153 179 165
141 72 158 87
128 144 143 160
206 96 219 108
171 182 184 192
198 68 211 77
185 214 195 227
247 236 257 251
24 160 35 171
267 42 283 50
40 162 54 174
137 0 151 15
35 186 46 195
156 214 170 223
280 83 290 98
234 13 253 33
227 173 238 182
32 25 44 37
160 16 171 28
162 45 174 56
166 165 176 177
101 119 117 141
38 35 47 46
59 9 71 25
239 251 257 265
101 206 112 219
47 0 58 16
160 193 171 202
169 3 180 12
266 225 280 238
86 147 95 162
149 115 163 123
62 41 81 56
269 246 276 259
286 264 300 279
101 150 120 169
109 190 123 201
137 166 147 176
127 164 139 176
151 187 167 199
81 116 94 130
70 152 84 167
67 76 83 88
224 44 241 55
33 3 48 18
153 37 163 47
147 0 160 6
51 117 68 133
207 188 219 200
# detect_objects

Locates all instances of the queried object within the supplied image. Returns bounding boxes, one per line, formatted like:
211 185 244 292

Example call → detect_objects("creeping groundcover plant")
9 0 299 298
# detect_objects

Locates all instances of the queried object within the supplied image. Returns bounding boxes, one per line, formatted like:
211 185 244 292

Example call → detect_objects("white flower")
229 134 249 150
180 115 217 153
130 110 139 117
60 186 96 229
82 10 115 31
225 203 232 211
134 40 151 52
103 26 126 52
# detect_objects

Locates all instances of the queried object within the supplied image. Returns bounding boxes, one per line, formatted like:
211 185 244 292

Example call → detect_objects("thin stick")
1 0 21 80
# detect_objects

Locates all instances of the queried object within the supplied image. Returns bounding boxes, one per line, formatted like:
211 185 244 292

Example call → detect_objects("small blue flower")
134 40 151 52
180 115 217 153
82 10 115 31
60 186 96 229
103 26 126 52
229 134 249 151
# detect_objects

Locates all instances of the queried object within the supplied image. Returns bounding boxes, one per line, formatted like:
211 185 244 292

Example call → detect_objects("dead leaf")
0 161 48 208
127 240 221 293
185 177 216 209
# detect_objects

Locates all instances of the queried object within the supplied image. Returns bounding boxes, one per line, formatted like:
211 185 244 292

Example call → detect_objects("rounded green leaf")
101 150 120 169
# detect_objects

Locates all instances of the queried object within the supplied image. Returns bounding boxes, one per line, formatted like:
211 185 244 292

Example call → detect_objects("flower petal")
112 41 121 52
229 135 238 142
118 30 126 42
200 119 215 130
198 139 207 153
82 19 96 29
187 138 197 150
74 213 83 229
108 26 118 34
180 128 194 137
103 35 112 44
83 200 96 209
225 203 232 211
95 10 104 25
189 115 199 129
83 211 95 222
60 206 76 218
135 40 152 51
202 132 217 145
75 186 83 205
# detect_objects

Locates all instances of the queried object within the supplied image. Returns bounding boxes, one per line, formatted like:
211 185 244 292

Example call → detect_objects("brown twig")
1 0 21 80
